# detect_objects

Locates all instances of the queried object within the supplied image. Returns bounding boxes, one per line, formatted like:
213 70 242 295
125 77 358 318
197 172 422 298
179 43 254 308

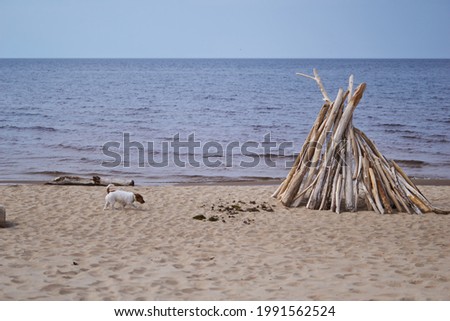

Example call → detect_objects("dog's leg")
103 202 109 210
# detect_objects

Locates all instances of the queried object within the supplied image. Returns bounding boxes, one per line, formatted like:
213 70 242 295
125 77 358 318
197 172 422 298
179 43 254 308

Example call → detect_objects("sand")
0 183 449 300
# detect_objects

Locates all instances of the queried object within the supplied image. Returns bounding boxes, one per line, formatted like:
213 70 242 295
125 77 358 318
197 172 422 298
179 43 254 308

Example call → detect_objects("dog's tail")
106 184 116 194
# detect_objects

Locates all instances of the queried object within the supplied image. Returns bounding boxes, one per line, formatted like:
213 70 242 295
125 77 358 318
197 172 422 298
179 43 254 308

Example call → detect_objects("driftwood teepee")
272 70 448 215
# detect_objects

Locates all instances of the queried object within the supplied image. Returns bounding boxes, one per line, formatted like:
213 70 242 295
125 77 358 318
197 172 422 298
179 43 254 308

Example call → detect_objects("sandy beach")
0 183 449 300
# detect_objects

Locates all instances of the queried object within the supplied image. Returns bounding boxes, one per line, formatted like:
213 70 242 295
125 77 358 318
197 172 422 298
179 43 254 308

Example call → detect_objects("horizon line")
1 57 449 60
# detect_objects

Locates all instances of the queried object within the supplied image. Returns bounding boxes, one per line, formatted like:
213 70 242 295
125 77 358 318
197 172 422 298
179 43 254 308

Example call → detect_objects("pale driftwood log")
368 168 384 214
272 102 330 199
95 176 135 186
335 173 343 214
319 165 333 210
296 68 331 102
374 158 403 212
344 131 355 211
46 175 135 186
333 83 366 143
299 86 361 210
290 90 349 208
294 90 345 203
377 177 393 214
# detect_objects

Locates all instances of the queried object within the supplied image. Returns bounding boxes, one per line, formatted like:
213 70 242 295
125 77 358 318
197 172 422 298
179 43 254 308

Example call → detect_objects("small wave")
25 170 75 176
384 129 416 134
8 112 42 117
26 125 57 132
241 152 295 159
426 134 449 143
54 143 99 152
0 125 57 132
394 159 429 168
401 134 422 140
252 124 273 130
202 94 236 102
133 106 152 111
378 123 407 128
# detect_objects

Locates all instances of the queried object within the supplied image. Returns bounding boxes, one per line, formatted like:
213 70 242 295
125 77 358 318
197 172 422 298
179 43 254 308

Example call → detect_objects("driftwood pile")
273 70 448 215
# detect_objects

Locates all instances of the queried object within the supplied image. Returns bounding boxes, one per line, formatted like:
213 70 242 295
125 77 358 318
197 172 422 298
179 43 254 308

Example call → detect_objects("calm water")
1 59 449 185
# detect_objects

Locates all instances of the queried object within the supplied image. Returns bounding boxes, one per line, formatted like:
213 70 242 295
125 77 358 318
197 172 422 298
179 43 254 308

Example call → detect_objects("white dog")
103 184 145 210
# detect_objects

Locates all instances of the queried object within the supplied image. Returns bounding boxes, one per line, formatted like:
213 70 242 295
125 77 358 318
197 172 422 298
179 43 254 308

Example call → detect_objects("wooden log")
394 168 430 209
335 173 343 214
280 167 308 206
0 205 6 228
355 133 411 213
282 90 345 206
389 162 434 214
344 130 355 211
374 159 403 212
396 174 432 213
408 193 430 213
330 161 341 212
313 68 331 102
296 68 332 102
306 170 323 209
291 172 322 207
360 183 380 214
391 171 423 214
345 122 357 210
347 74 354 104
431 207 450 215
332 83 366 144
369 167 385 214
391 160 429 201
358 132 395 213
376 174 393 214
46 175 135 186
307 164 332 210
96 176 135 186
351 126 362 210
319 162 335 210
319 155 340 210
302 90 345 185
353 176 359 212
355 128 385 160
389 167 414 214
272 102 331 198
359 143 374 211
349 126 361 179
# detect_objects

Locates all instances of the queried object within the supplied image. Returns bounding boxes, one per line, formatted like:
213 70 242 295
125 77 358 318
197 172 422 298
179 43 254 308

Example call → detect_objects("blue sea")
1 59 449 185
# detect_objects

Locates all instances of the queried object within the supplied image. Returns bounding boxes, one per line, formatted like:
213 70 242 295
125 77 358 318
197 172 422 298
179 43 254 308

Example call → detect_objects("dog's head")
134 193 145 204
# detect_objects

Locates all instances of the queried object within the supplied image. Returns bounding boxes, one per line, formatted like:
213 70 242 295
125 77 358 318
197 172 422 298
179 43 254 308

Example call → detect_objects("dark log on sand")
46 175 134 186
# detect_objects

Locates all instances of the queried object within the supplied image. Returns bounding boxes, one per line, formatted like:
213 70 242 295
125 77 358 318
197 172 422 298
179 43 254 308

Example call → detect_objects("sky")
0 0 449 58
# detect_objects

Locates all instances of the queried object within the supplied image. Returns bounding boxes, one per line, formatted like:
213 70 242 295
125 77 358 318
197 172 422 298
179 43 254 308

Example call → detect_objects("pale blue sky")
1 0 449 58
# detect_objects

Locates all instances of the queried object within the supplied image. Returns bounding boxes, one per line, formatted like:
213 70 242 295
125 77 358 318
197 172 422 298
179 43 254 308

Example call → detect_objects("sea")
1 59 449 185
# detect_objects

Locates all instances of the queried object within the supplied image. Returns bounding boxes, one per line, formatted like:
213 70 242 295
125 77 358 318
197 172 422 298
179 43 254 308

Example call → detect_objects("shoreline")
1 177 450 187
